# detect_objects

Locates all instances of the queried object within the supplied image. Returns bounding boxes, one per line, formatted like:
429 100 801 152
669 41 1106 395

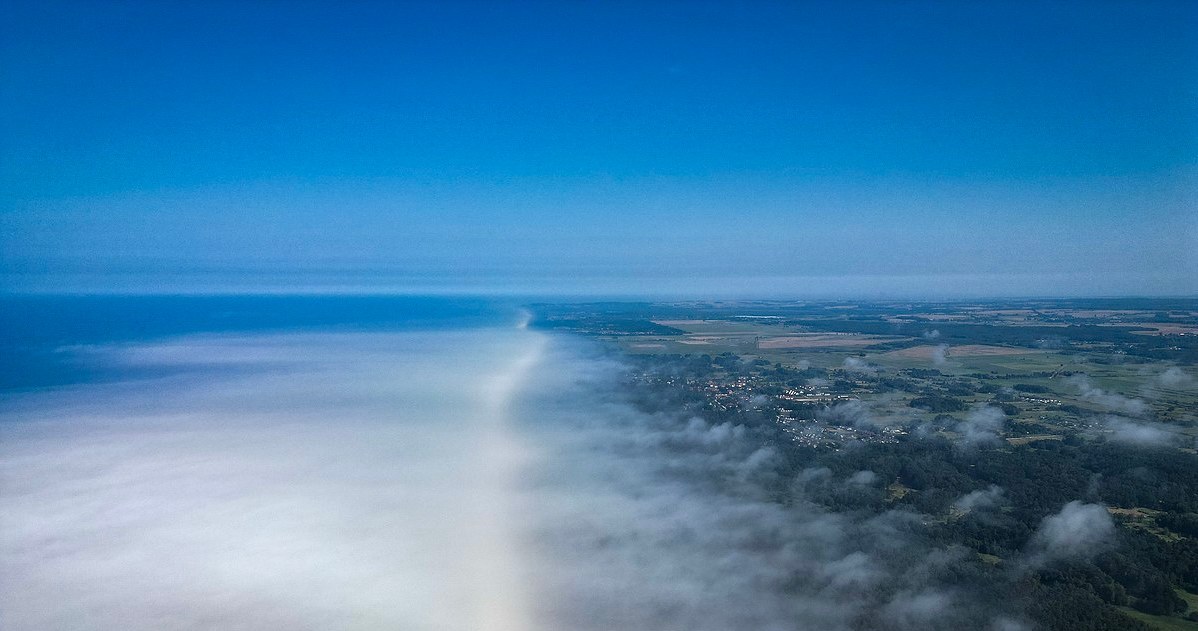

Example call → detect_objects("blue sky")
1 1 1195 296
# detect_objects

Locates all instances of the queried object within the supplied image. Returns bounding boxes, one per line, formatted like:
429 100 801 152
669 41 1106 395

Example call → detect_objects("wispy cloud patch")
956 406 1006 448
1066 374 1149 416
1023 501 1115 568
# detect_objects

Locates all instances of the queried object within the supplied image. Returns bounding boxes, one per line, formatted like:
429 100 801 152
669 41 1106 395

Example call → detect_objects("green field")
1119 607 1198 631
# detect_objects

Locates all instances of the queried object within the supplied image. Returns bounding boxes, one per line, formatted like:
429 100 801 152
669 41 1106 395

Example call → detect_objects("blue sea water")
0 294 516 391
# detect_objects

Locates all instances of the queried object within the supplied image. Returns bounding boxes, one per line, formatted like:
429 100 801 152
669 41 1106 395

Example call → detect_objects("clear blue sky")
1 0 1195 297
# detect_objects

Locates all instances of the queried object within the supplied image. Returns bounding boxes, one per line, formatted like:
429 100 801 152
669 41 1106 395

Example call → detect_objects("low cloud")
1101 415 1178 447
953 485 1004 513
817 395 911 431
991 617 1032 631
930 344 949 366
842 356 879 374
819 399 873 427
847 470 878 485
1024 501 1115 568
1154 366 1195 390
882 589 954 630
1066 374 1149 416
523 339 1029 630
956 406 1006 447
0 330 550 631
1 329 1043 630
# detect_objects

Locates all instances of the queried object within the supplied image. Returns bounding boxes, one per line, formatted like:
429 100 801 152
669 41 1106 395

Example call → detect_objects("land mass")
532 298 1198 631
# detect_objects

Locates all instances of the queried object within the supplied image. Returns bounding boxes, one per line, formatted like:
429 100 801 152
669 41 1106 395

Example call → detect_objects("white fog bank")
3 327 1032 630
1 329 545 631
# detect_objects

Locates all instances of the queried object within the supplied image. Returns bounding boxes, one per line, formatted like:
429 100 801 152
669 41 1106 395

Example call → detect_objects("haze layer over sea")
2 296 1030 630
